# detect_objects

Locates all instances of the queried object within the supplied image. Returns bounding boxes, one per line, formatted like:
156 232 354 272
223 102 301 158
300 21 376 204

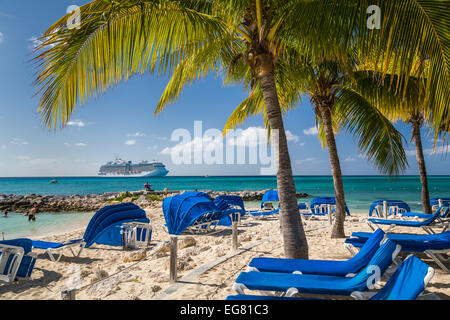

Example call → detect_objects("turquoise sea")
0 175 449 239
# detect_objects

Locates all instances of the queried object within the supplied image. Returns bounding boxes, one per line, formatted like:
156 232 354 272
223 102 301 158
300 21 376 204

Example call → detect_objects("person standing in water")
3 211 7 218
28 204 38 221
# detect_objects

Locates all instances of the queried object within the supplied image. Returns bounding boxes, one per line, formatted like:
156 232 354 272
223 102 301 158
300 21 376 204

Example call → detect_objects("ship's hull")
98 169 168 177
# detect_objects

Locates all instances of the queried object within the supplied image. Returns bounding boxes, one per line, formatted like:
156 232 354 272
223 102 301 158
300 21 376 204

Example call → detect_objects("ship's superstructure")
98 158 169 177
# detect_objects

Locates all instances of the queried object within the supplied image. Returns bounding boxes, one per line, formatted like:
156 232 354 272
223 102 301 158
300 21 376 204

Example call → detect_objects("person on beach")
144 181 152 192
28 204 38 221
3 211 7 218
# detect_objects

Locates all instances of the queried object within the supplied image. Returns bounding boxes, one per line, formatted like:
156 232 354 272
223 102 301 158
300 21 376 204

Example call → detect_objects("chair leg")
425 251 449 273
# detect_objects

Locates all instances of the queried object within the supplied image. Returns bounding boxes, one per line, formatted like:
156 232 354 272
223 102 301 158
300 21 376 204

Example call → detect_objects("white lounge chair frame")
42 240 86 262
186 211 223 234
367 215 450 234
0 244 24 284
345 241 450 273
121 221 152 249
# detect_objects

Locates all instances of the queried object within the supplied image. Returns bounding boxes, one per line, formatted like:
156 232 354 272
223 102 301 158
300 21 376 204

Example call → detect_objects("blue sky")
0 0 448 177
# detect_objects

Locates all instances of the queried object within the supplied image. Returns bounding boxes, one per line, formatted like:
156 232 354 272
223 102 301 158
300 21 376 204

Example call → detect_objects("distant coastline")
0 189 309 213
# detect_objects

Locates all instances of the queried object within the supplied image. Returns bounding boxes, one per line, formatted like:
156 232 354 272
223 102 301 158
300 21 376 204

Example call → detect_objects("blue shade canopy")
368 200 411 217
82 202 149 247
298 202 308 210
214 196 246 226
163 192 229 235
261 190 279 208
310 197 350 215
0 238 33 255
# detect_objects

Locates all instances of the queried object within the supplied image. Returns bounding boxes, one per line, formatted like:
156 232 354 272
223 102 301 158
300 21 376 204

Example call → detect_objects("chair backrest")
349 239 401 292
370 255 434 300
260 190 279 209
421 205 446 225
345 229 385 270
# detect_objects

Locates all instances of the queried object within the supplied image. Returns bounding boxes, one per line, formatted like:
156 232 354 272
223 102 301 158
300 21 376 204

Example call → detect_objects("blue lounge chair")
367 205 448 234
32 203 151 262
430 198 450 216
369 199 449 219
246 229 385 276
232 239 401 298
0 238 37 284
227 254 434 300
246 190 280 217
345 230 450 272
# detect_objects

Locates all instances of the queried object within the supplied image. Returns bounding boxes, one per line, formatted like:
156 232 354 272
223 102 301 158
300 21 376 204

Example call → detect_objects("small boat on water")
50 178 57 184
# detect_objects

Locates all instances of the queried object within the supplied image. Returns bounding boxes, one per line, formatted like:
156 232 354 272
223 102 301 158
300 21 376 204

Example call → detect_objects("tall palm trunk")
411 118 432 214
259 69 309 259
318 104 346 238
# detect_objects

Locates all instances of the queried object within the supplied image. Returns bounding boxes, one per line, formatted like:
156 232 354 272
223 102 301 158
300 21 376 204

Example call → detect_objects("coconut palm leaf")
334 87 408 175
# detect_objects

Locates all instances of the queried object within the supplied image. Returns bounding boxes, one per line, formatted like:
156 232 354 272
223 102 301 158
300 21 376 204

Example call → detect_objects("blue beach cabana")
32 202 151 261
163 192 231 235
368 200 411 217
260 190 279 209
214 195 246 226
309 197 350 216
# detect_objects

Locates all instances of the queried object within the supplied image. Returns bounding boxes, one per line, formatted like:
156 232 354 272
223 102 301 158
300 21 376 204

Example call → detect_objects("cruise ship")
98 158 169 177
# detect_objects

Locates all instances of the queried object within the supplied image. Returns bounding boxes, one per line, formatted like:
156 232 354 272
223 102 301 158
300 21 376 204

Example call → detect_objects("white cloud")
344 156 358 162
229 127 268 147
125 139 136 145
1 145 6 150
425 145 448 156
303 126 319 136
16 155 30 160
67 120 86 127
160 136 221 155
159 126 300 159
74 142 86 147
295 157 317 165
127 132 145 137
285 130 300 143
10 138 28 145
0 32 3 44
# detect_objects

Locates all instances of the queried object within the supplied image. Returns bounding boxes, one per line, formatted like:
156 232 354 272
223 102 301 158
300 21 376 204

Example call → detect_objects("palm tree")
33 1 448 256
353 58 449 214
225 55 408 238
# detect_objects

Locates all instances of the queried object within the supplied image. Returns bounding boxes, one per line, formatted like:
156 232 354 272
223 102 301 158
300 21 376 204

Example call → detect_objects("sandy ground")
0 204 448 300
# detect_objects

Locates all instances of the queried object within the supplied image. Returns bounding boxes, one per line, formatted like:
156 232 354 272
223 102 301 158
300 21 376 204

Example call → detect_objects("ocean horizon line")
0 174 450 179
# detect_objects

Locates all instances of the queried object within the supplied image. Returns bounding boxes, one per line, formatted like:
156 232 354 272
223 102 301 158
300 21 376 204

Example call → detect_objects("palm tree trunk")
318 104 346 238
411 120 432 214
259 71 309 259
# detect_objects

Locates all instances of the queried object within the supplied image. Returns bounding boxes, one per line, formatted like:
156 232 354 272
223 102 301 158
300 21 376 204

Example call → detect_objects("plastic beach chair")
231 239 401 298
0 238 37 284
345 230 450 272
226 254 434 300
246 229 385 276
31 203 151 262
367 205 448 234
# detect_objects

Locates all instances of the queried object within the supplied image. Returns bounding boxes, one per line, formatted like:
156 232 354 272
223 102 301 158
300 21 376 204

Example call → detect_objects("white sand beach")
0 203 448 300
